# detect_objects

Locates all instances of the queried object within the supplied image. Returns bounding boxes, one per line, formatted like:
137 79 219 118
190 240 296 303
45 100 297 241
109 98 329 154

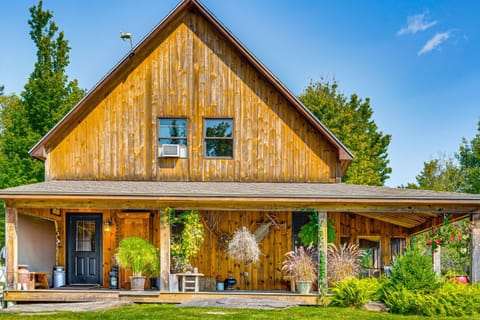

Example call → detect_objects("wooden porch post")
159 208 171 291
471 213 480 283
317 211 328 295
5 207 18 288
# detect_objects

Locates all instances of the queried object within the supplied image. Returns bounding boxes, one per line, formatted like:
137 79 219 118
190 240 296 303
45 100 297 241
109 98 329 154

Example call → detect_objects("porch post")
5 207 18 288
432 247 441 275
159 208 171 291
317 211 328 294
471 213 480 283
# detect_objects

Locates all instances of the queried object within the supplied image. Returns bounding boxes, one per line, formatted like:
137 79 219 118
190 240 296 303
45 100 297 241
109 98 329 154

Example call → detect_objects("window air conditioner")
159 144 180 157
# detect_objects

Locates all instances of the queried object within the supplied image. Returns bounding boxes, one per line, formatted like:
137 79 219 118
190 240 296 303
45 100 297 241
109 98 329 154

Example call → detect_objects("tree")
458 120 480 194
404 155 462 192
299 80 392 185
0 0 84 188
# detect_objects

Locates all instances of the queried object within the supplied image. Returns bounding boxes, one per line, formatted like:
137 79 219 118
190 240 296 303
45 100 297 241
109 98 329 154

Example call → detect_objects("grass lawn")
1 304 480 320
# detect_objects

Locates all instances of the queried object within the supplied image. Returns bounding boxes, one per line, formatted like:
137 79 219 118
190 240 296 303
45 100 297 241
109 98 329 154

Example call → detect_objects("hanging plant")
169 209 205 272
425 215 470 256
298 211 336 246
227 227 260 266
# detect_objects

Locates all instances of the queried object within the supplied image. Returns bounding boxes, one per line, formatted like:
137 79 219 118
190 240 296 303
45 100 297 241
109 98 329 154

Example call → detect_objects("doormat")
55 284 100 290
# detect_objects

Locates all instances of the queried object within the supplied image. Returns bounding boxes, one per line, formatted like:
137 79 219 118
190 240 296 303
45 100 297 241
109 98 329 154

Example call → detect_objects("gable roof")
29 0 353 173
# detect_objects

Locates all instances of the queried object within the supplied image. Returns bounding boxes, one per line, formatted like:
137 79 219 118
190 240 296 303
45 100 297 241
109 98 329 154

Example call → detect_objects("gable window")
158 118 187 158
204 118 233 158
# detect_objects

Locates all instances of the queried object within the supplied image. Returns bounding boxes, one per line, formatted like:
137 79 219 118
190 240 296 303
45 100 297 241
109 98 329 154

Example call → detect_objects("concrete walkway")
0 301 133 314
178 297 298 309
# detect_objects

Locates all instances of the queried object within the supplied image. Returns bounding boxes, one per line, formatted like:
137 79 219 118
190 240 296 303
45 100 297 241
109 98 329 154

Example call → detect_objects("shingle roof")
1 180 479 202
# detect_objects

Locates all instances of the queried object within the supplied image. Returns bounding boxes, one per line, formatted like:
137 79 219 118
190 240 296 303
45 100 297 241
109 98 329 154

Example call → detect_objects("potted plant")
282 244 318 294
115 237 159 290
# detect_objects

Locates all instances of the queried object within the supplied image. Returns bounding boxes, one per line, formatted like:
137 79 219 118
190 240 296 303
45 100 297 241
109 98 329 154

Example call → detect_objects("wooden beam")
4 197 480 215
471 213 480 283
317 211 328 295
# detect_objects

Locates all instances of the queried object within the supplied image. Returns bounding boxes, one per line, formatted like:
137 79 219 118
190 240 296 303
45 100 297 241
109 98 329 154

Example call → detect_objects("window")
204 118 233 158
158 118 187 145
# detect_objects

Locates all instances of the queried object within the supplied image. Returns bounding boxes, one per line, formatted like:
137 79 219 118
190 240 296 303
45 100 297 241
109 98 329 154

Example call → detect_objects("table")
176 273 204 292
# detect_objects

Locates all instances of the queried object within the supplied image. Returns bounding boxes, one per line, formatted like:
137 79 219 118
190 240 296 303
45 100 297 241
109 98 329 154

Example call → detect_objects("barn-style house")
1 0 480 304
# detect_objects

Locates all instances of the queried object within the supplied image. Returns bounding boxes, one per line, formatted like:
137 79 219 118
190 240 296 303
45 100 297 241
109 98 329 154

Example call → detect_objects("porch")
3 288 320 306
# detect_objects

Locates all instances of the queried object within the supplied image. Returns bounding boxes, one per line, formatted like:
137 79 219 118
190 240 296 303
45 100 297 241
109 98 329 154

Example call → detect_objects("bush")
330 277 381 308
384 246 440 293
383 283 480 317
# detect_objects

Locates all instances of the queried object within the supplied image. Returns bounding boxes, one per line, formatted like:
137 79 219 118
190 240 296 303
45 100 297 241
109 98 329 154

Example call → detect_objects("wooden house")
1 0 480 304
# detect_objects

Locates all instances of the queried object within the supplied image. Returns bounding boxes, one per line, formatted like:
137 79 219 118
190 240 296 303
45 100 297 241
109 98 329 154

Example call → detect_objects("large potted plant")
282 244 317 294
115 237 159 290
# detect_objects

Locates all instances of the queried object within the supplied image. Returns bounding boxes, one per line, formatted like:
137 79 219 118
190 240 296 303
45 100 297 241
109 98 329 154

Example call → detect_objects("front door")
67 213 102 285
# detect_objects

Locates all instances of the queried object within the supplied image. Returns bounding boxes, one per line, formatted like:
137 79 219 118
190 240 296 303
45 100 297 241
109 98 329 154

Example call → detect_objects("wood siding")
191 211 292 291
48 9 338 182
330 212 410 266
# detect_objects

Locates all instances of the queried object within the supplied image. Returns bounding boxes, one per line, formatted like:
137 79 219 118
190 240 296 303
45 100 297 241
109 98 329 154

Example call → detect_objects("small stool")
176 273 204 293
33 272 50 289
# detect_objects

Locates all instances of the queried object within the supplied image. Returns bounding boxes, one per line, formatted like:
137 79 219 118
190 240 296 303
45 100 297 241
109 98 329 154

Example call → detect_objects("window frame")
157 117 188 146
203 118 234 159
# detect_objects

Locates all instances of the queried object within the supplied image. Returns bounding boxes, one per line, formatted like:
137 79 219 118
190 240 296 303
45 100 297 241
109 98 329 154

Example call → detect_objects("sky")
1 0 479 188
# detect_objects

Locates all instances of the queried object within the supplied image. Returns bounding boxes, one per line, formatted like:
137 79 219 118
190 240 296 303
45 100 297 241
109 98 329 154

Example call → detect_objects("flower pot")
296 281 312 294
454 275 469 284
130 275 146 291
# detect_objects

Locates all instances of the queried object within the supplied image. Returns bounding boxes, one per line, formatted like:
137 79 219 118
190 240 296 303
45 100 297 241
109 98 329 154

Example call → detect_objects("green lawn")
1 304 480 320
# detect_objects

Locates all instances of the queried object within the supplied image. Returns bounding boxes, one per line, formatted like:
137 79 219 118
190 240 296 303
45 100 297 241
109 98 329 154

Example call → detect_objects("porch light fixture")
104 218 113 233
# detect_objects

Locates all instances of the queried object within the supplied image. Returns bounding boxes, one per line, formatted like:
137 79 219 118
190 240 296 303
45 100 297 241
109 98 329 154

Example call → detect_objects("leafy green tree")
299 80 391 185
404 155 462 192
458 121 480 194
0 1 84 188
0 1 84 248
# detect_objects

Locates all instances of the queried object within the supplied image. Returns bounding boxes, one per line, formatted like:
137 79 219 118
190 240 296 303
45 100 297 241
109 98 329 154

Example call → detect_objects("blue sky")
1 0 479 187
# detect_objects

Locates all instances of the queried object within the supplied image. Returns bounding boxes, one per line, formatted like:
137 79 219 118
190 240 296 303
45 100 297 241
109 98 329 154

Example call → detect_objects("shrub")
327 243 363 285
384 283 480 317
330 277 381 307
384 246 440 293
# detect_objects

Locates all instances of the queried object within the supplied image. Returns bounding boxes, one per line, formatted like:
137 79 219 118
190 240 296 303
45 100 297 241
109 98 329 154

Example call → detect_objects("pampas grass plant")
282 244 318 282
227 227 260 265
327 243 363 285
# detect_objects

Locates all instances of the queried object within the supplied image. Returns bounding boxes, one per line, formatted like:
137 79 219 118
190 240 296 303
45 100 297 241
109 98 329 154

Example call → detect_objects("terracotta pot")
130 275 146 291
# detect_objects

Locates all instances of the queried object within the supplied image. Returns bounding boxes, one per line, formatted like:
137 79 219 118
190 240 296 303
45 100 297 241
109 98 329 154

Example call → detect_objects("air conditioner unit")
159 144 180 157
158 144 187 158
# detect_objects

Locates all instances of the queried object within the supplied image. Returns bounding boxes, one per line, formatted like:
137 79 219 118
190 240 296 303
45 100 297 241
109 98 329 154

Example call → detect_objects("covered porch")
1 181 480 303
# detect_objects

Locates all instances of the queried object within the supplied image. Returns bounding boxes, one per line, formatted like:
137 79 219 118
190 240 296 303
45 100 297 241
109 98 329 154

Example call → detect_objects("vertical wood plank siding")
48 10 338 182
191 210 292 291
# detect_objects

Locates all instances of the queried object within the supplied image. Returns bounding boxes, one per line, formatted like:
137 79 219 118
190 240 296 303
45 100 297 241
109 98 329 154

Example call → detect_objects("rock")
362 301 389 312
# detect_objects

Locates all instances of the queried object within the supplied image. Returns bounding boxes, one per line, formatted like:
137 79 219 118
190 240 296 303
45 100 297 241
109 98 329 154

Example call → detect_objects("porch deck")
3 289 320 305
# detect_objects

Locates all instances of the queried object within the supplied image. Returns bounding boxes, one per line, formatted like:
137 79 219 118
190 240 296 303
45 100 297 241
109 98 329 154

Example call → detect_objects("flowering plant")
425 216 470 256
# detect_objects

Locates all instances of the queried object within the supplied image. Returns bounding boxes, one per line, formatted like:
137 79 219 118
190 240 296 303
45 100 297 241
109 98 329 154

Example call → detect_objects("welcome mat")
55 284 100 290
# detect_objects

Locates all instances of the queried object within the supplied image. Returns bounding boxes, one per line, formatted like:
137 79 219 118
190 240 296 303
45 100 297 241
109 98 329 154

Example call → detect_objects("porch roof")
2 181 479 229
0 180 479 200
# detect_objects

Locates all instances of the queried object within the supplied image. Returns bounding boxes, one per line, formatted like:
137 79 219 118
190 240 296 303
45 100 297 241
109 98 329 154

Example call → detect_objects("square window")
158 118 187 145
204 118 233 158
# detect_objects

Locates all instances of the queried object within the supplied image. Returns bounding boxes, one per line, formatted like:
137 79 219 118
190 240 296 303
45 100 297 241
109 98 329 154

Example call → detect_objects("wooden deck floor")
4 289 320 305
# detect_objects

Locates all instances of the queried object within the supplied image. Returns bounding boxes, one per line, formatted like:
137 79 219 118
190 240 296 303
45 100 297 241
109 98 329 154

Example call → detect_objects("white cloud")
418 31 452 55
398 12 437 35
